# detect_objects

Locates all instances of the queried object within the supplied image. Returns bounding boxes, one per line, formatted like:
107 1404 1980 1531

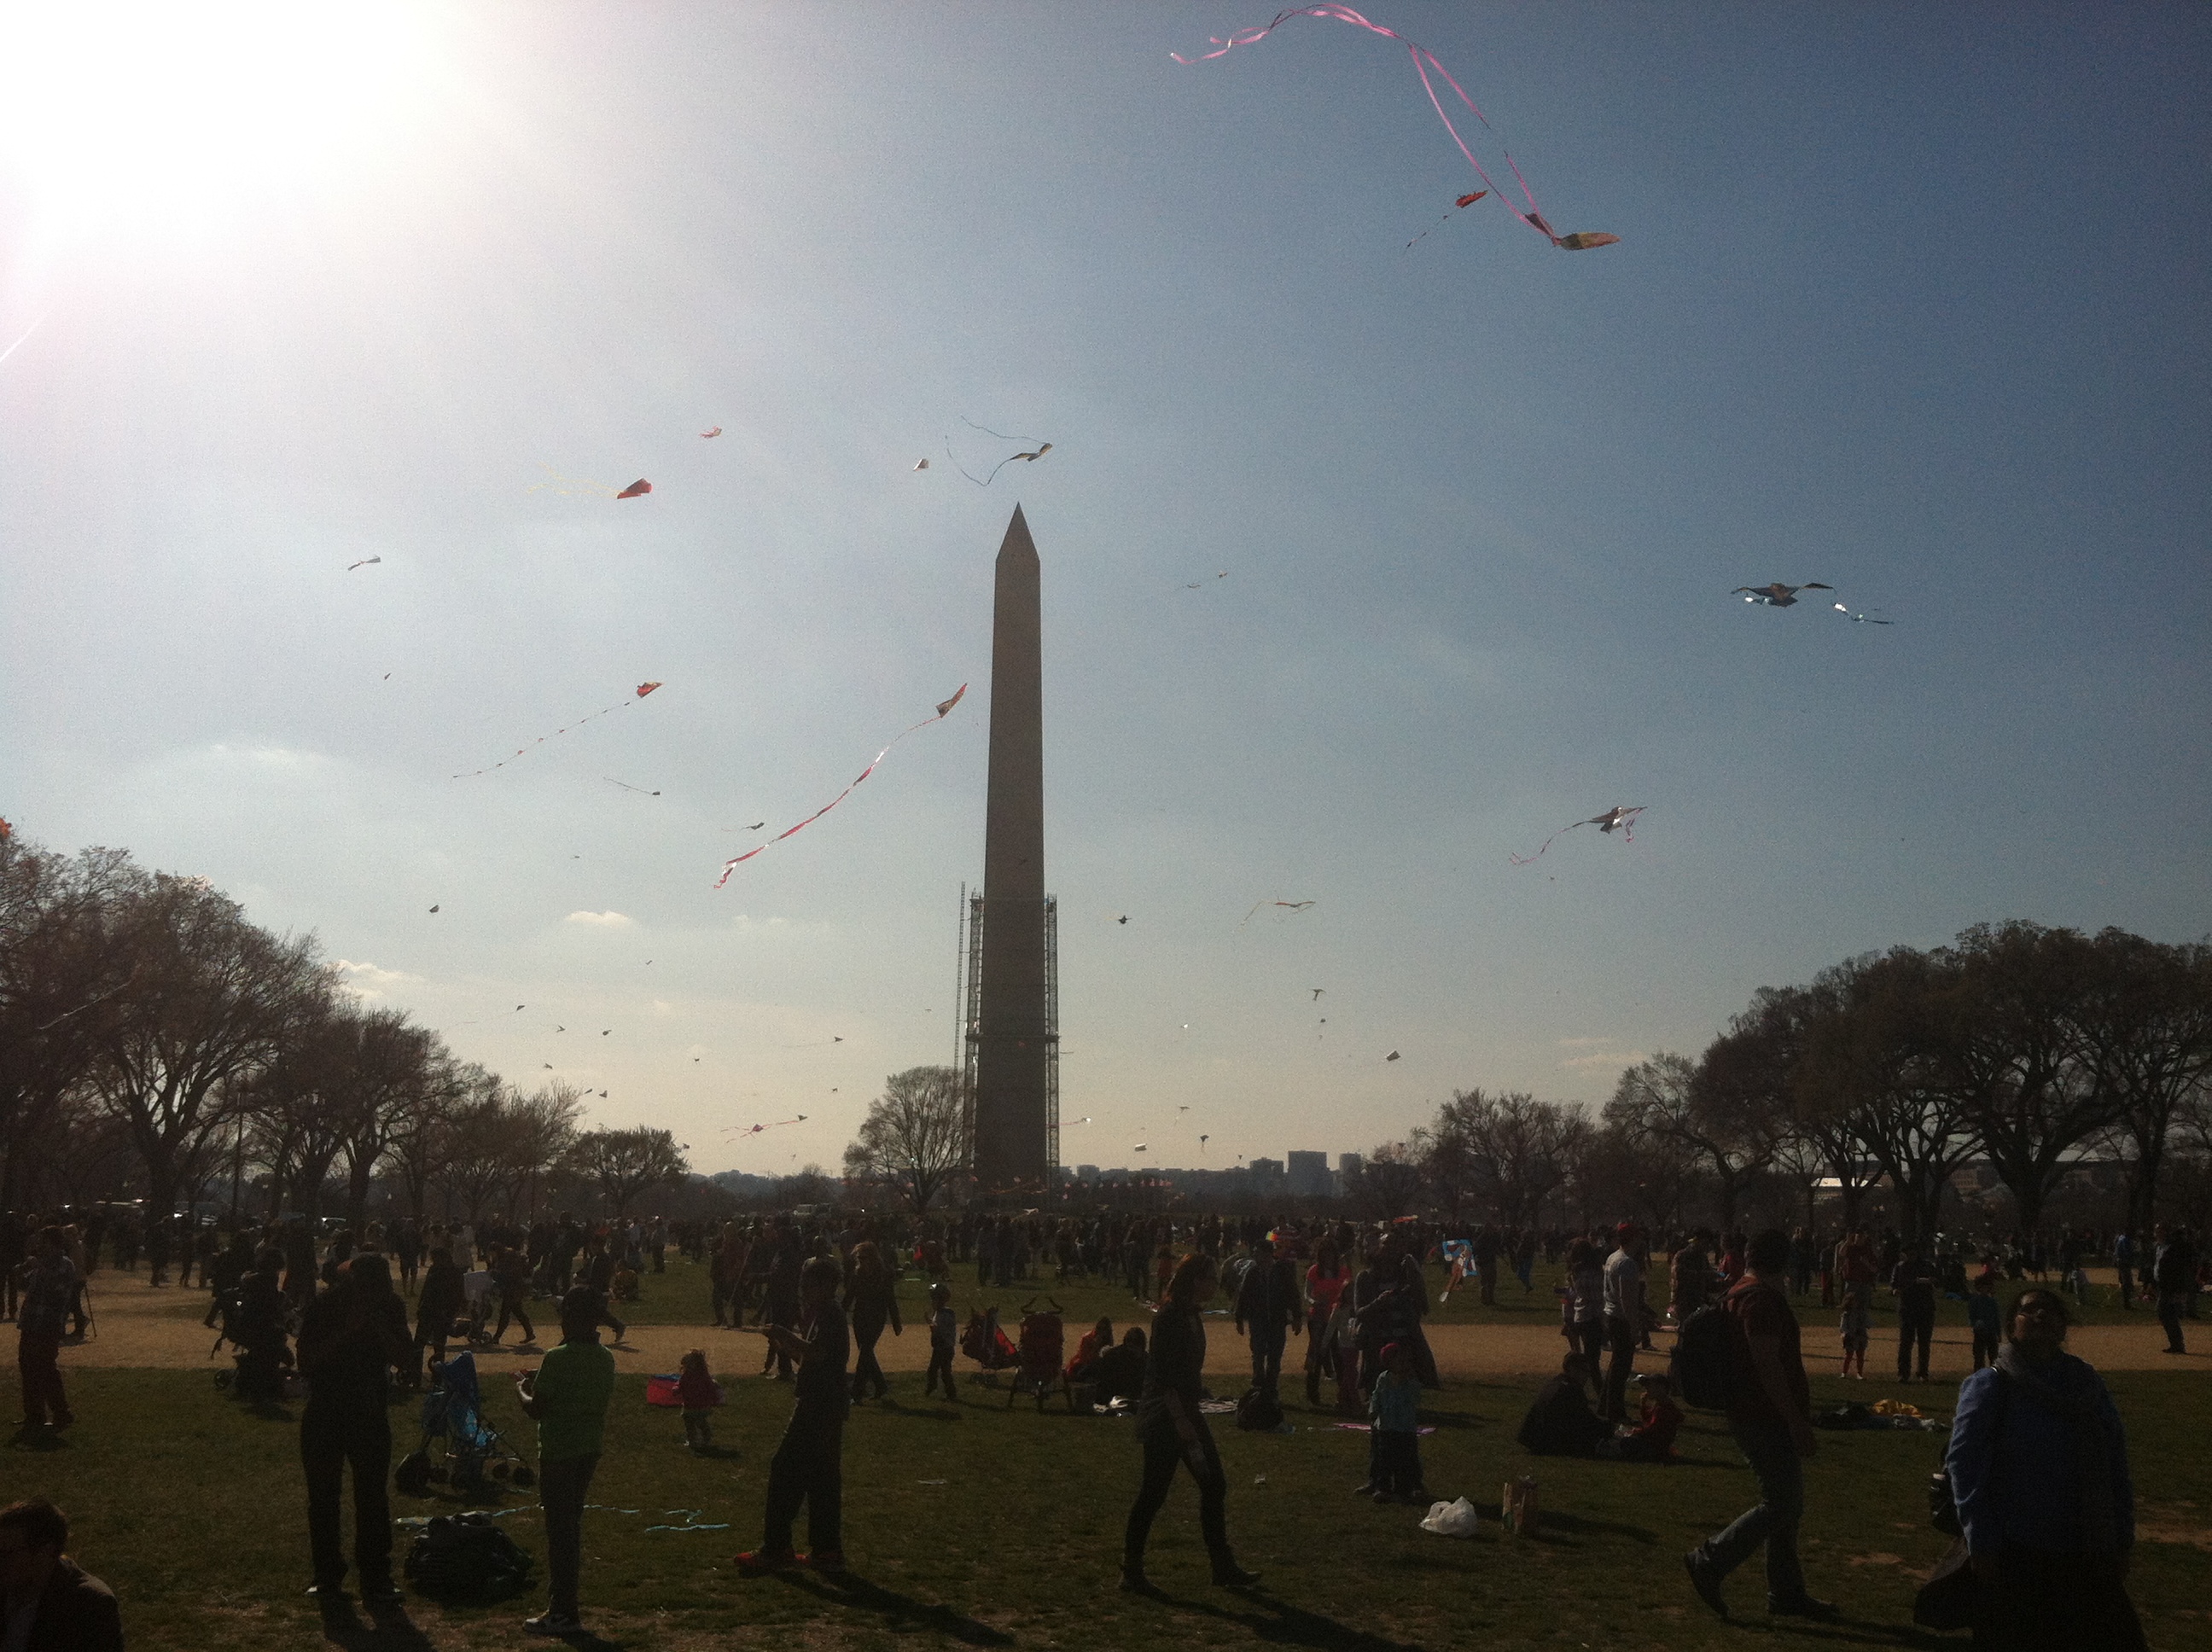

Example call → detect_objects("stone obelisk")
971 505 1051 1193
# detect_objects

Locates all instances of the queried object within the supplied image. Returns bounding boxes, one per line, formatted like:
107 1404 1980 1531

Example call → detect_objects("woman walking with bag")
1945 1287 2144 1651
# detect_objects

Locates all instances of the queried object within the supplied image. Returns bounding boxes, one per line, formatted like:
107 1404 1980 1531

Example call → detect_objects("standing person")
1563 1239 1605 1387
512 1288 617 1638
1364 1341 1428 1504
1119 1254 1259 1595
923 1281 958 1402
1947 1288 2144 1651
2151 1224 2192 1355
841 1242 902 1405
1966 1273 2002 1370
1839 1283 1871 1380
1600 1223 1646 1425
1302 1239 1348 1407
677 1349 721 1454
1892 1246 1938 1383
1231 1237 1301 1396
734 1256 852 1573
295 1254 412 1605
13 1228 79 1434
413 1246 464 1387
233 1245 292 1405
0 1498 125 1651
1684 1229 1835 1623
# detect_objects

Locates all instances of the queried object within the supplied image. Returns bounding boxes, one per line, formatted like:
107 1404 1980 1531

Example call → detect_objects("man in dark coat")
296 1254 412 1603
0 1498 124 1651
1231 1239 1302 1395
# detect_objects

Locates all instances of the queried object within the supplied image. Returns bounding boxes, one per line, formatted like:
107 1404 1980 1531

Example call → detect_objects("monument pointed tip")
997 503 1038 565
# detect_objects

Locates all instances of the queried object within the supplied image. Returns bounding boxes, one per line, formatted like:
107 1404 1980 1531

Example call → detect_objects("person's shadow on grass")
7 1424 67 1452
777 1568 1012 1645
1139 1585 1428 1652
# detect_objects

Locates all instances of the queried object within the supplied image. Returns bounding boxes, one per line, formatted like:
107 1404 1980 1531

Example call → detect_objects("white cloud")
334 958 425 1001
1560 1050 1644 1071
564 910 636 928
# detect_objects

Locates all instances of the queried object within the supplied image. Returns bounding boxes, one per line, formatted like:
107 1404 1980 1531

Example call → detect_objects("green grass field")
12 1359 2209 1650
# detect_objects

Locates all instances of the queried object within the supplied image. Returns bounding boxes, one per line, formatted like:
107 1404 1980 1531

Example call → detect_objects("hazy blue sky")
3 3 2207 1178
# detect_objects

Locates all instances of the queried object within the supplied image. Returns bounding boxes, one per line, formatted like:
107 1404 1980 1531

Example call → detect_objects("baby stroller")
396 1351 534 1497
1006 1298 1065 1412
961 1306 1019 1387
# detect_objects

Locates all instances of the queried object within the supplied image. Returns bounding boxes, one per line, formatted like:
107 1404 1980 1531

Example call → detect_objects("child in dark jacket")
1365 1341 1427 1504
924 1283 958 1401
677 1348 723 1454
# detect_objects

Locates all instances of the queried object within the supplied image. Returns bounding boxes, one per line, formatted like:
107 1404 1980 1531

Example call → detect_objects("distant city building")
1286 1151 1330 1197
1075 1164 1100 1184
1249 1157 1286 1186
1337 1152 1364 1180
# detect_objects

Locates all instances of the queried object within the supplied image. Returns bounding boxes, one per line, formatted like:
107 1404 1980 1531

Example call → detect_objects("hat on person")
1615 1221 1636 1238
1378 1341 1403 1363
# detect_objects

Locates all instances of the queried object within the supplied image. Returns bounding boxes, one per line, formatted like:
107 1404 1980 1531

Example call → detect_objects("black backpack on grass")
1668 1304 1743 1411
1235 1387 1284 1432
403 1512 534 1598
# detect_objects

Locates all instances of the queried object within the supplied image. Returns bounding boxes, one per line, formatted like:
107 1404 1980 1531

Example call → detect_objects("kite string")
1173 4 1551 236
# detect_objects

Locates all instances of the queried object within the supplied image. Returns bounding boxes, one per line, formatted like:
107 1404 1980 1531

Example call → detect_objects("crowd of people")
4 1201 2195 1647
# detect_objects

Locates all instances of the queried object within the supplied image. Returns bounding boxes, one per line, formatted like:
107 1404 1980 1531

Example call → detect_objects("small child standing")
923 1282 958 1402
677 1347 723 1455
1366 1341 1427 1504
1965 1273 2001 1370
1839 1283 1870 1379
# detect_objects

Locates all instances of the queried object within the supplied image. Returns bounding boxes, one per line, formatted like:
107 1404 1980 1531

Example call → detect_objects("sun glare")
0 2 436 246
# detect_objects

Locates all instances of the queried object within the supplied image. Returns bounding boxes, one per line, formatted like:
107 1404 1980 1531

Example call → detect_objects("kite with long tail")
946 419 1054 487
715 684 967 885
1511 805 1644 864
452 682 662 779
1173 7 1617 253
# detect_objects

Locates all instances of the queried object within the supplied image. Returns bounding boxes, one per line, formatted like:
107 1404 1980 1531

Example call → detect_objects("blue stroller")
395 1351 534 1497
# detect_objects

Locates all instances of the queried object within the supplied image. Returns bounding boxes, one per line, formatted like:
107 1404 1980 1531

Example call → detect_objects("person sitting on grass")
1517 1352 1610 1457
677 1348 723 1456
1068 1316 1114 1386
1364 1341 1429 1505
1599 1373 1682 1463
735 1256 852 1575
513 1287 617 1640
0 1498 123 1652
1091 1327 1148 1407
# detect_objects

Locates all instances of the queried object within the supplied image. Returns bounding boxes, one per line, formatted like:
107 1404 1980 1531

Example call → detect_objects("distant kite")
1133 1143 1149 1153
615 480 652 499
1511 804 1644 864
913 458 930 471
723 1114 807 1137
1385 1050 1401 1062
452 681 664 780
428 904 439 913
1179 573 1230 590
529 466 625 498
947 419 1053 487
346 556 381 571
1200 1133 1210 1145
715 684 969 884
1404 190 1487 252
1115 915 1129 924
0 314 45 371
1734 582 1831 608
701 427 722 439
1243 898 1316 925
1832 602 1895 625
1173 7 1617 253
1311 988 1324 1000
607 778 661 795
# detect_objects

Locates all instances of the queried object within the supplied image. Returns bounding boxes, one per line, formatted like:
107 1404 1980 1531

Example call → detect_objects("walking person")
2151 1224 2192 1354
1946 1287 2145 1650
1600 1223 1645 1425
1302 1238 1348 1407
513 1288 617 1637
491 1245 537 1347
295 1254 413 1606
735 1256 853 1573
412 1245 464 1387
1684 1229 1836 1622
842 1241 902 1404
13 1228 79 1435
1120 1254 1259 1595
1232 1237 1301 1396
923 1281 958 1402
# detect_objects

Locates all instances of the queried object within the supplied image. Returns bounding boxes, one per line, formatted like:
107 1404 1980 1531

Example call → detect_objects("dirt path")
46 1280 2210 1382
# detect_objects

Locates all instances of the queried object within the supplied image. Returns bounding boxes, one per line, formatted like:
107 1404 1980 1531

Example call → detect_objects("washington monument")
969 505 1053 1192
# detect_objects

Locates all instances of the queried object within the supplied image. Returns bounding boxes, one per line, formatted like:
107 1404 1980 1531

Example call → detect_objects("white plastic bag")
1419 1496 1479 1539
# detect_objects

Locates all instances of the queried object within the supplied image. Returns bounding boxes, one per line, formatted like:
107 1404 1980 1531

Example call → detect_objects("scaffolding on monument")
958 889 1059 1181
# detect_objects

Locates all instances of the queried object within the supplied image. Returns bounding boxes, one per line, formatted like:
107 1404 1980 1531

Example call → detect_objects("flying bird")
1733 582 1833 608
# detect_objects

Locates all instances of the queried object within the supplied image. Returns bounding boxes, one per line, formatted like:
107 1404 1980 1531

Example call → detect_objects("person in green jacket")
514 1287 616 1638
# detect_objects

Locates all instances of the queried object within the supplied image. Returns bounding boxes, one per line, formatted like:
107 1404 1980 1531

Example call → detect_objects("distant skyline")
3 4 2207 1177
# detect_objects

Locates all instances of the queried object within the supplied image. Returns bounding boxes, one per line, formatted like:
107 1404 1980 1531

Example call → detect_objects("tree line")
1352 922 2212 1242
0 835 690 1225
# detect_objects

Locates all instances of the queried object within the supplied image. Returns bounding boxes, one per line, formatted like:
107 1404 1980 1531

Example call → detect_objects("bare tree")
842 1066 970 1215
1609 1052 1776 1232
92 872 329 1220
2076 931 2212 1237
328 1005 444 1232
565 1124 689 1221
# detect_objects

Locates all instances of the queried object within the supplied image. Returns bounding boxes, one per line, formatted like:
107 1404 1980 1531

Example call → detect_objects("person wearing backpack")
1944 1287 2142 1650
1684 1229 1836 1623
